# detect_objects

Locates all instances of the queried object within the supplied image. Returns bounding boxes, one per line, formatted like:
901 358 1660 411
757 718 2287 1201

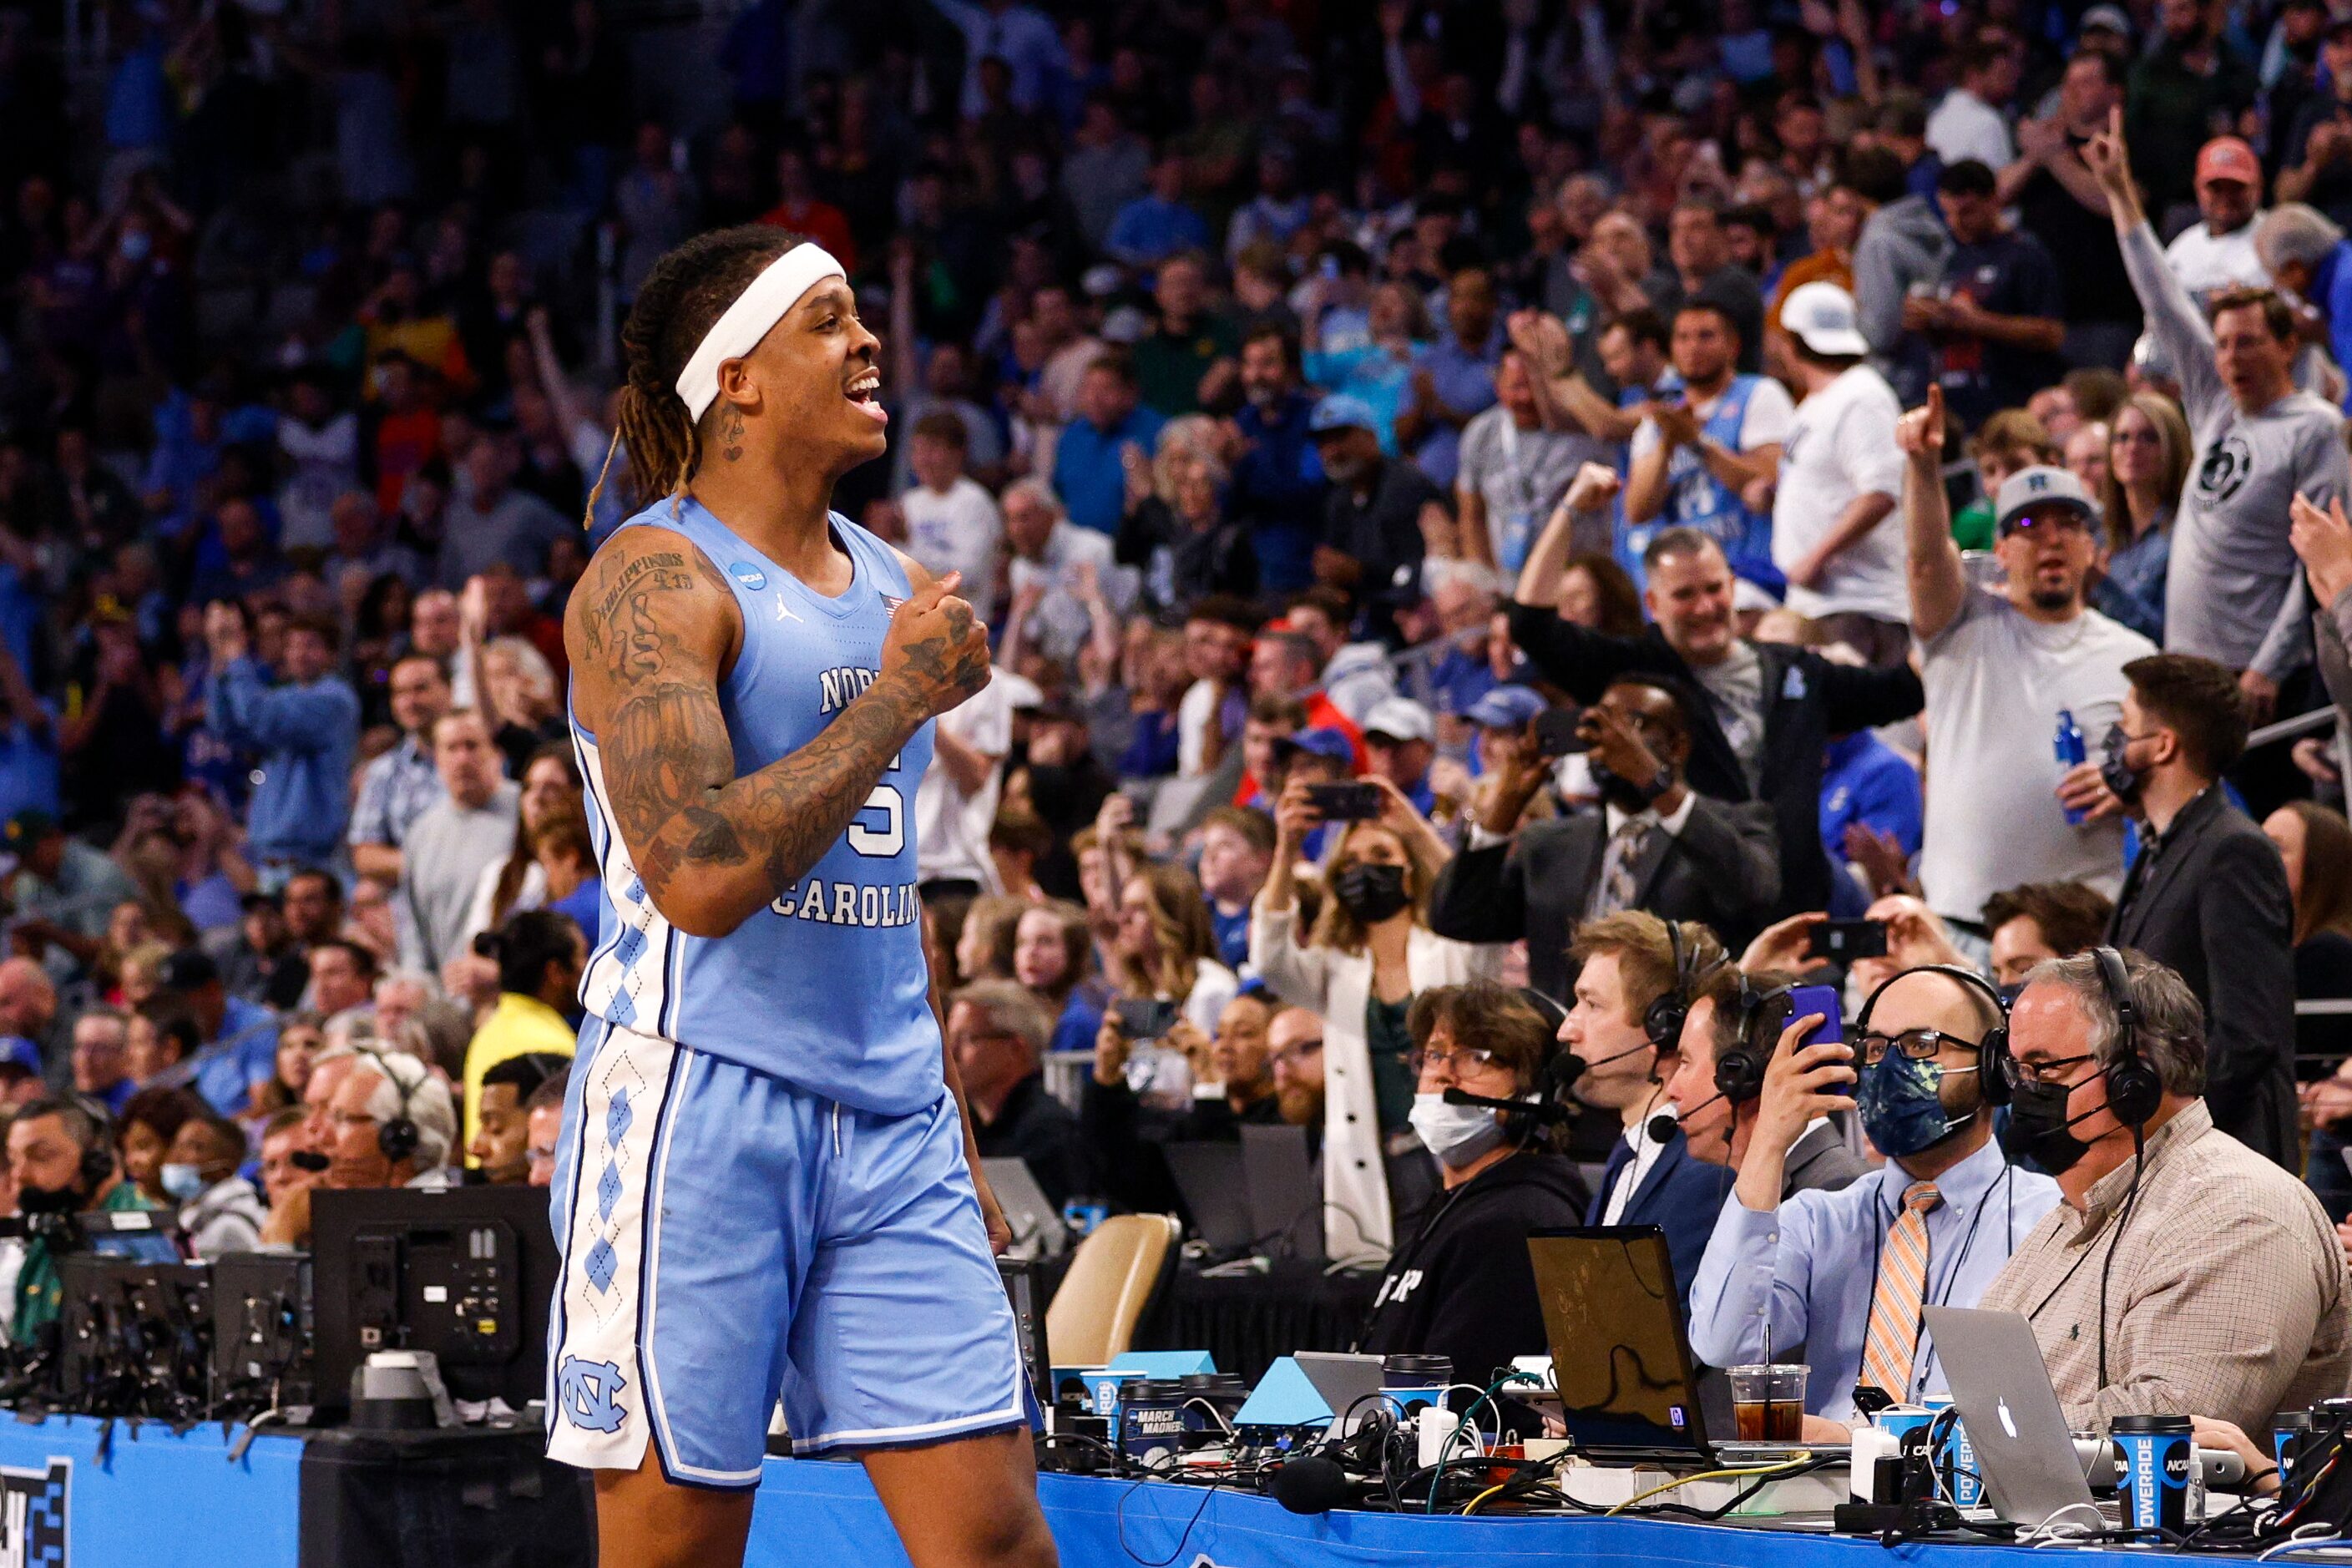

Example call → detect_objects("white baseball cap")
1363 695 1435 745
1781 281 1870 358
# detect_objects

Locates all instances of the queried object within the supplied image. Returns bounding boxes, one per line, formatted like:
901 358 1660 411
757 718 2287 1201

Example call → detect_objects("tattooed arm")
567 527 991 938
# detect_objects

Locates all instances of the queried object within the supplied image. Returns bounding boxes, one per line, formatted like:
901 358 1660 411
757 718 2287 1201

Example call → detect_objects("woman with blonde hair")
1251 776 1505 1260
1117 422 1250 611
2092 390 2190 643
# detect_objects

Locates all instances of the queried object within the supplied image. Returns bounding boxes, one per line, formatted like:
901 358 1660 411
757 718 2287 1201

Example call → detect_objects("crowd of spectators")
12 0 2352 1442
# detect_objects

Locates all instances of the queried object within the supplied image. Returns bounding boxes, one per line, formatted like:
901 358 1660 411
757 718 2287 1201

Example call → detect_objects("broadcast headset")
1642 919 1694 1055
1854 963 2011 1095
1708 975 1794 1105
353 1045 425 1166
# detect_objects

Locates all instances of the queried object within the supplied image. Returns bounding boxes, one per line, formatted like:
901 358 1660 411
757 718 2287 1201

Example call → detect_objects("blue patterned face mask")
1857 1050 1964 1159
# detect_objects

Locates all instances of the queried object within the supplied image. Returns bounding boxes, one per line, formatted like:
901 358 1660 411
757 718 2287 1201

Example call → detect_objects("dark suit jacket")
1505 606 1925 916
2107 788 2297 1168
1586 1129 1737 1302
1783 1120 1869 1196
1429 797 1782 1002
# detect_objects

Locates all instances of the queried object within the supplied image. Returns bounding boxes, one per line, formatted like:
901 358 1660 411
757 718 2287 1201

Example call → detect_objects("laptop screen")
1528 1227 1709 1457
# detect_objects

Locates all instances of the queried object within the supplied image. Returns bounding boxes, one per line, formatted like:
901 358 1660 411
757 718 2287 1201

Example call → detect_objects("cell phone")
1115 997 1180 1041
1533 708 1588 758
1785 984 1845 1047
1304 781 1384 822
1806 918 1889 963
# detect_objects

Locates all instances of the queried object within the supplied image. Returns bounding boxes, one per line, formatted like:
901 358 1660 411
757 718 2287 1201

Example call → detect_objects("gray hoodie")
1853 194 1950 407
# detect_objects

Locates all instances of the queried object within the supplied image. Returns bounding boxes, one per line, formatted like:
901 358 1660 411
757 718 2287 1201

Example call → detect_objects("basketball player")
549 226 1056 1568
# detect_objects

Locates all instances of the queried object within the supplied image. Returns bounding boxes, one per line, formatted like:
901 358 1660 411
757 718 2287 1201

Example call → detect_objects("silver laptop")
1920 1305 2096 1528
980 1157 1067 1261
1294 1351 1388 1436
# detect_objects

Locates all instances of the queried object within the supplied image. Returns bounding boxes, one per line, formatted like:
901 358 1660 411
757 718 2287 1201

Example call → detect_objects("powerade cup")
1923 1396 1983 1507
2275 1411 2314 1501
2056 711 2088 825
2112 1414 2195 1531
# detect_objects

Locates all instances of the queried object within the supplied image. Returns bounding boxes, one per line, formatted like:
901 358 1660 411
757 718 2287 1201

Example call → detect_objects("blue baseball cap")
1466 686 1547 730
1279 726 1356 763
1308 393 1379 436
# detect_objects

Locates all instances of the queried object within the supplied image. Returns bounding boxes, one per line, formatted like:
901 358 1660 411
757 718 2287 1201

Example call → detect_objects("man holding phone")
1513 473 1924 922
1686 967 2061 1424
1663 968 1867 1196
1428 676 1779 1001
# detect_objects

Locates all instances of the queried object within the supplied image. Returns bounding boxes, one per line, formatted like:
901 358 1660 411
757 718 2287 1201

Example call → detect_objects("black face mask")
2007 1075 2095 1175
16 1181 81 1215
1588 759 1657 815
1332 862 1411 923
2099 725 2144 806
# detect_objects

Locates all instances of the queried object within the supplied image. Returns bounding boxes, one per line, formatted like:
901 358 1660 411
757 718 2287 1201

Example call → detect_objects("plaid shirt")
1977 1100 2352 1432
347 734 445 850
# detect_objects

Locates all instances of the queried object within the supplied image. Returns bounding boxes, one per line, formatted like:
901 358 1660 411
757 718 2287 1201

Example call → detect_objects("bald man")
1687 966 2061 1427
0 957 58 1067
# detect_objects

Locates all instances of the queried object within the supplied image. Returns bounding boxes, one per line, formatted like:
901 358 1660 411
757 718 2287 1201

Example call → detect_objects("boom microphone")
1649 1092 1722 1144
1442 1087 1572 1124
290 1151 330 1173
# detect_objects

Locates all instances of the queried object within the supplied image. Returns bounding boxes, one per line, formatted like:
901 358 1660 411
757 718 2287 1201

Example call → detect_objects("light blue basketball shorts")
545 1017 1029 1487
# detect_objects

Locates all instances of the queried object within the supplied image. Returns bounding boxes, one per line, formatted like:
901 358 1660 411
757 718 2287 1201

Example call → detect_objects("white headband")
672 243 847 422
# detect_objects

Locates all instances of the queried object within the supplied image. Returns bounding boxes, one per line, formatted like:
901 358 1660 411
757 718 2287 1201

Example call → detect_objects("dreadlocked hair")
587 225 808 526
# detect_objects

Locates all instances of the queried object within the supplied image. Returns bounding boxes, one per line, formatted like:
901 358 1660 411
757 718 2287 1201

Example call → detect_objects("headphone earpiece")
79 1137 116 1197
2092 945 2162 1127
1643 921 1693 1054
360 1047 426 1166
1712 978 1794 1105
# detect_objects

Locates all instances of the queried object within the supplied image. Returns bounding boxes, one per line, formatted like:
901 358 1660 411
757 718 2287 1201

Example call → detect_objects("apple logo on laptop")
1996 1399 2020 1439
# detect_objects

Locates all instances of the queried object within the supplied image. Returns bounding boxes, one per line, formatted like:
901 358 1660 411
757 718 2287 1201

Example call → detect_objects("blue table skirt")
0 1413 304 1566
747 1458 2156 1568
0 1416 2169 1568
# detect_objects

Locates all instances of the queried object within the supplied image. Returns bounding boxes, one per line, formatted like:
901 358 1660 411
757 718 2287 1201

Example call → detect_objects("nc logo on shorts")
729 561 769 591
559 1355 630 1434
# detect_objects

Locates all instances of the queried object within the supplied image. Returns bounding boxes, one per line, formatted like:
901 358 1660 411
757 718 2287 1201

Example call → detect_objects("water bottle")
2055 710 2087 825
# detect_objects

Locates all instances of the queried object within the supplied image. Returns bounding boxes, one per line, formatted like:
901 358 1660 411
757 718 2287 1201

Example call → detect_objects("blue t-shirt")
1053 407 1167 534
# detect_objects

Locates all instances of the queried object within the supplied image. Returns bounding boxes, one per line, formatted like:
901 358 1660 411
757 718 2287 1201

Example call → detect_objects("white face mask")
1408 1091 1510 1168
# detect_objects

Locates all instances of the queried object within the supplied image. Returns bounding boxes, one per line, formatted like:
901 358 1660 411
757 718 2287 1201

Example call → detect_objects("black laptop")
1527 1225 1716 1462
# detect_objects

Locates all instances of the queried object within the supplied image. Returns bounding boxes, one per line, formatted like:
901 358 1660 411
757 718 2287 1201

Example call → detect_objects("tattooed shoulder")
569 529 735 711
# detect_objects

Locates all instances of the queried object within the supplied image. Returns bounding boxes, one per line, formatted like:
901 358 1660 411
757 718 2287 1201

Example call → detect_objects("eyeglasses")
1996 507 2093 541
1855 1028 1980 1066
1273 1039 1323 1067
2009 1050 2099 1087
1411 1044 1504 1076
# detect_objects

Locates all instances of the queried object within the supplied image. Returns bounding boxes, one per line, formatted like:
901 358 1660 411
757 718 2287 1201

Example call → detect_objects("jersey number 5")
847 783 903 857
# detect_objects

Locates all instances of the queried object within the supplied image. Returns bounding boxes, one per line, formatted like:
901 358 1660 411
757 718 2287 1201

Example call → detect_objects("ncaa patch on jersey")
729 562 769 591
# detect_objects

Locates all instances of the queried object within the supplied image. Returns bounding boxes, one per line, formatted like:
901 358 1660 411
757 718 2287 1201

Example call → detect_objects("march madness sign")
0 1458 67 1567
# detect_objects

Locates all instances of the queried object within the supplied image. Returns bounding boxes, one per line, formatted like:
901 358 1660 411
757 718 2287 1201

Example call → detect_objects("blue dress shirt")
1687 1132 2061 1418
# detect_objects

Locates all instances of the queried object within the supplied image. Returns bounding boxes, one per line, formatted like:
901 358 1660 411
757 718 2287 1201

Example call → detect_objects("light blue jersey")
571 497 941 1115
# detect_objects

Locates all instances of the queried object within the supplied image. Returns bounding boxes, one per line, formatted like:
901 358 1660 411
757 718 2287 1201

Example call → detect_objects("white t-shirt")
915 666 1017 888
2163 217 2270 303
1925 87 2015 170
1772 366 1910 622
1916 588 2157 927
902 475 1003 623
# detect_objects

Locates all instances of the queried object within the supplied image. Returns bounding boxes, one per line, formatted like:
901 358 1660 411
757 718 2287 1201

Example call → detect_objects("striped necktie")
1859 1181 1941 1402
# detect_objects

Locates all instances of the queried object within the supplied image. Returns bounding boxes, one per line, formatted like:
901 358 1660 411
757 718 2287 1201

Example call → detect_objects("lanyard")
1855 1161 2015 1400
